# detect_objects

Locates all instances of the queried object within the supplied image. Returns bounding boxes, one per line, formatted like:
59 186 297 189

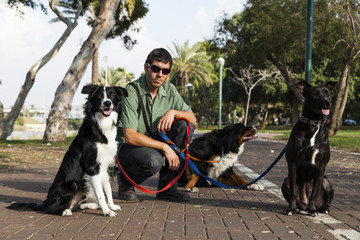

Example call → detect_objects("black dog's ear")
325 81 337 94
114 86 128 98
81 85 98 95
296 80 311 95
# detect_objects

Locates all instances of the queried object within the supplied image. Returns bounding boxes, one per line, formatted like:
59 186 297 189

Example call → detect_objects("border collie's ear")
296 80 311 96
81 85 98 95
114 86 128 98
325 81 337 94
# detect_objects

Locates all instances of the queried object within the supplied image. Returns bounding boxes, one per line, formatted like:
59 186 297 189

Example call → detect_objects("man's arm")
123 128 181 171
157 109 197 133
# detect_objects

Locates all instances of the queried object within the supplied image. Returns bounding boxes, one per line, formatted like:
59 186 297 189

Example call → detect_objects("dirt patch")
1 137 358 173
0 145 66 172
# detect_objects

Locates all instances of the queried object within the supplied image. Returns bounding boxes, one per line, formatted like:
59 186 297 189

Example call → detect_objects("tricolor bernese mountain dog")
179 123 264 192
9 85 128 217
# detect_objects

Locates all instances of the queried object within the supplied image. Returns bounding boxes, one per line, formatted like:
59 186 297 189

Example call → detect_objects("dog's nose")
104 100 112 107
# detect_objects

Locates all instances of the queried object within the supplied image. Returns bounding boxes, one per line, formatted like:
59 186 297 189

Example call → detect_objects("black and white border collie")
179 123 264 192
9 85 128 217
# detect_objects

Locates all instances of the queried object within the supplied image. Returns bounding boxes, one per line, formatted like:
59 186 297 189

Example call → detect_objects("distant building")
4 106 84 123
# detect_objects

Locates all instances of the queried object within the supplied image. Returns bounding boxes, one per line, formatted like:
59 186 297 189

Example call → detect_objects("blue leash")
158 131 286 189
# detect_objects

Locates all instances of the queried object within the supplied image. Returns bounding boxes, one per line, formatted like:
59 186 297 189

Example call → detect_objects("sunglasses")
147 63 171 75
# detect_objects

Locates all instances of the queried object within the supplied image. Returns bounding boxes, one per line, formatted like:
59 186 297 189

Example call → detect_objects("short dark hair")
145 48 173 68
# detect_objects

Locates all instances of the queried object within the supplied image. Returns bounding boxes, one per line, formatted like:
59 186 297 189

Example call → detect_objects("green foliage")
101 0 149 49
168 41 213 98
99 67 135 87
210 0 360 126
7 0 149 49
173 40 227 126
6 0 47 15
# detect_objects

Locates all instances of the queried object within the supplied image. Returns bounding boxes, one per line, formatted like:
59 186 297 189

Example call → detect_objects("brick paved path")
0 132 359 239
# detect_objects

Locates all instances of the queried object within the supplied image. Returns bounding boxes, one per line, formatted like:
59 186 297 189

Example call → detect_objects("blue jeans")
117 120 195 190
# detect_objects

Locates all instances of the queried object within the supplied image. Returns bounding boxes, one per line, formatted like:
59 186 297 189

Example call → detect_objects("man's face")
144 60 171 91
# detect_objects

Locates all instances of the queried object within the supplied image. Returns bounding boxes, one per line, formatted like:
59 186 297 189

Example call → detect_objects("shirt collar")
139 75 168 97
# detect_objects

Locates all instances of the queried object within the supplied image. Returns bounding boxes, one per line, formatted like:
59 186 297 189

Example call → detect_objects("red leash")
115 118 190 194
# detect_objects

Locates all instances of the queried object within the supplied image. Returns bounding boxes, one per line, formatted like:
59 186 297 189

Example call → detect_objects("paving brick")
206 226 230 239
1 139 360 239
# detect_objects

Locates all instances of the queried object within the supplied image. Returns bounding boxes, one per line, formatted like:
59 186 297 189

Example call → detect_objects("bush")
14 116 25 126
68 119 82 130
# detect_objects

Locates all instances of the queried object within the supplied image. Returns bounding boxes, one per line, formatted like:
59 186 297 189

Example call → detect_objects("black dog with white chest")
9 85 128 217
281 80 336 217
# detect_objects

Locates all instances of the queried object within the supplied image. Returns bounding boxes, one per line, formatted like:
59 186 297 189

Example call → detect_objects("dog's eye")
108 91 116 99
312 91 320 99
325 91 331 98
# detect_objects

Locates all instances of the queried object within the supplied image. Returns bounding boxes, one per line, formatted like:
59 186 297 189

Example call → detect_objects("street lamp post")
217 57 225 129
185 83 193 105
305 0 313 84
103 56 108 86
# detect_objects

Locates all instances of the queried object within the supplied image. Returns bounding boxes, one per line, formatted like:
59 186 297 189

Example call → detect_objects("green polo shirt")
117 75 192 145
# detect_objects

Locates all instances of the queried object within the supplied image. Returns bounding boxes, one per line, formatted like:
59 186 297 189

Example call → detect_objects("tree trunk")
267 54 304 104
291 96 300 124
92 48 99 85
260 108 269 130
328 64 352 136
328 44 360 136
0 101 3 119
248 113 260 126
0 101 4 136
244 89 252 125
0 0 81 139
178 72 185 98
43 0 121 142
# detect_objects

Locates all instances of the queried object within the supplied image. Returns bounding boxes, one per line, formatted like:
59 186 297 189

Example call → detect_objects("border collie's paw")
108 210 117 217
246 184 264 191
109 204 121 211
62 209 72 216
102 207 117 217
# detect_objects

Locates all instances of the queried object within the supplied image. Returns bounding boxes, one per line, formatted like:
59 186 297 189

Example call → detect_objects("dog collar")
299 115 325 126
214 130 225 160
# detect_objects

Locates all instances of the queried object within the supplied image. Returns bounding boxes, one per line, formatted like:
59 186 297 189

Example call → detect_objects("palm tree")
168 41 213 98
99 67 135 87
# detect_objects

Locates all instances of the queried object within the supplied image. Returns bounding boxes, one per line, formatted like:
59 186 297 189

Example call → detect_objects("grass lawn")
262 125 360 153
0 137 75 148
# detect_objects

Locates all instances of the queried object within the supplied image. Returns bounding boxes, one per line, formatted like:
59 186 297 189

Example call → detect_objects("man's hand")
157 109 175 133
163 144 180 171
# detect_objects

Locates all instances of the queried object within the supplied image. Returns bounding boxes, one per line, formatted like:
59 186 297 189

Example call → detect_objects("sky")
0 0 246 109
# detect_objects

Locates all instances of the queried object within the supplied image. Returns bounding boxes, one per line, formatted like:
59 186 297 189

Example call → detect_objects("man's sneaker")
118 188 139 202
156 187 190 202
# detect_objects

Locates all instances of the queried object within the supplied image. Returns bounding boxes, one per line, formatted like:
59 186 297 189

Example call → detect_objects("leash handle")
116 118 190 194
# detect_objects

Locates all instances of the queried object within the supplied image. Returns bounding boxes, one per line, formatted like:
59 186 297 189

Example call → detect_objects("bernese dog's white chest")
207 145 244 181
